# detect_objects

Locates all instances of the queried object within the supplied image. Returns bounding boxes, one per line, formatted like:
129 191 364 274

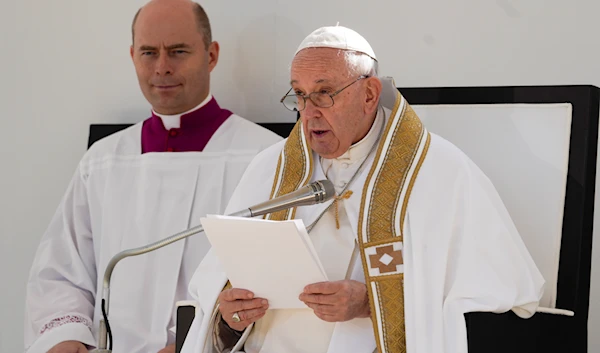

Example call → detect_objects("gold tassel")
333 190 353 229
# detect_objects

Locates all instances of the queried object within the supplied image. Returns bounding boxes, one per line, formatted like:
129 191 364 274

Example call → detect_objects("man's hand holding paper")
299 280 371 322
218 289 269 331
218 278 370 329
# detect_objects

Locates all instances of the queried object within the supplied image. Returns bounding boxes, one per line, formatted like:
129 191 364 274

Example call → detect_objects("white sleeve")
24 164 98 353
441 156 545 353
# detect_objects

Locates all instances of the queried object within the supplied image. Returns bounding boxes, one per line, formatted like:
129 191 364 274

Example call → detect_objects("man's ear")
364 77 382 114
207 41 220 72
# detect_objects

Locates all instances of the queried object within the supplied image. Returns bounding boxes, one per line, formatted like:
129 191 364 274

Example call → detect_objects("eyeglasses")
280 75 369 112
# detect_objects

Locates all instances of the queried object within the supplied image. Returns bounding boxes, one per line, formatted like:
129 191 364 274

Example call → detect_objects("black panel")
87 123 295 149
88 124 133 148
465 311 582 352
257 123 294 138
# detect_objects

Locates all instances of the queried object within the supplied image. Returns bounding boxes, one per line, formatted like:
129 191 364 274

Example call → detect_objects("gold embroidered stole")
265 90 430 353
356 94 430 353
264 121 314 221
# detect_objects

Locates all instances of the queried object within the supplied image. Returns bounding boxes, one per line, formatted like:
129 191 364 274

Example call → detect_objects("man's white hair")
343 50 379 78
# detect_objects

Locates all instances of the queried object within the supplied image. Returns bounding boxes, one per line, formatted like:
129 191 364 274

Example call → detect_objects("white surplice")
24 115 282 353
181 107 544 353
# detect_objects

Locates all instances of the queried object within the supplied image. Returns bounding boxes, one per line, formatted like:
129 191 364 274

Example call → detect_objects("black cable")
101 299 113 351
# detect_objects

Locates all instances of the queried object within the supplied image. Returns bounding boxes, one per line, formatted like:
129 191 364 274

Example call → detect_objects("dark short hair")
131 2 212 49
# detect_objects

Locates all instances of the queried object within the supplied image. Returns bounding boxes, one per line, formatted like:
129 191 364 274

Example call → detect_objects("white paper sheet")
200 215 328 309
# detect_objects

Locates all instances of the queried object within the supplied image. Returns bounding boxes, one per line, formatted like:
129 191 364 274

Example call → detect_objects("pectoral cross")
333 190 353 229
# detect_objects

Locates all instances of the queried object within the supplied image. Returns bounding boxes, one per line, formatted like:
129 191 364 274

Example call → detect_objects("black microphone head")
311 180 336 203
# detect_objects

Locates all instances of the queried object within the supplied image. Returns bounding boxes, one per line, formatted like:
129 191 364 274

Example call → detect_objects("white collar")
152 93 213 130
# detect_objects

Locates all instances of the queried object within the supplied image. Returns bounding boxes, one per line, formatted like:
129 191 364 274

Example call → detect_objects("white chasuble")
182 83 544 353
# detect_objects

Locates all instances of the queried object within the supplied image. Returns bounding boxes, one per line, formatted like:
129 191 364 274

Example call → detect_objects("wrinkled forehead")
290 48 351 83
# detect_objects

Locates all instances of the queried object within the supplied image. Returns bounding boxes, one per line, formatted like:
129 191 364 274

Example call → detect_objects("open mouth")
312 130 328 135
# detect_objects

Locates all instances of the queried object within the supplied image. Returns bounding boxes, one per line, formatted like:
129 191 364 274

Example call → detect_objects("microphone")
228 179 335 218
91 179 335 352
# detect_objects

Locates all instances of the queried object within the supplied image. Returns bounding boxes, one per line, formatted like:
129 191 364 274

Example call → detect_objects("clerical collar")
141 95 233 153
321 107 384 168
151 93 213 130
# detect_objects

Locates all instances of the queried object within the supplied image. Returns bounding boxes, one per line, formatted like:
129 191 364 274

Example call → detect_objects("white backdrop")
2 1 600 352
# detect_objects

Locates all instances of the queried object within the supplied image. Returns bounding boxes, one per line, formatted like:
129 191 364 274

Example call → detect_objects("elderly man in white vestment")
23 1 282 353
181 26 545 353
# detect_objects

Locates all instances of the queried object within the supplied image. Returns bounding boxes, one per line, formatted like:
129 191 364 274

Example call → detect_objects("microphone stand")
90 180 333 352
90 224 212 353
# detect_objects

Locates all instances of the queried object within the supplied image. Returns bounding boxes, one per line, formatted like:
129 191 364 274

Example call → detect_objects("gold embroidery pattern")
268 151 283 206
358 92 429 353
267 120 313 221
357 93 401 246
377 276 407 353
368 103 424 243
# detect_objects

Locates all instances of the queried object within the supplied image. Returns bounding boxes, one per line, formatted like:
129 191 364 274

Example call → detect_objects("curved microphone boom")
91 179 335 352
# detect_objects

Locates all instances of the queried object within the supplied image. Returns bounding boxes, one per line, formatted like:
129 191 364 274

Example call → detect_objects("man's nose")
155 53 173 75
301 97 321 120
